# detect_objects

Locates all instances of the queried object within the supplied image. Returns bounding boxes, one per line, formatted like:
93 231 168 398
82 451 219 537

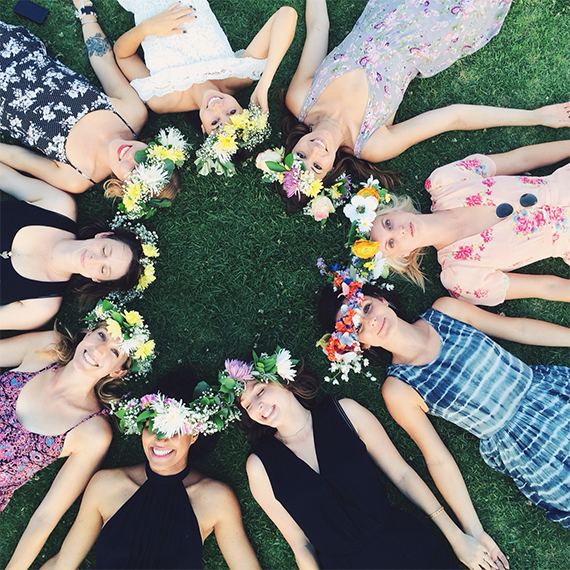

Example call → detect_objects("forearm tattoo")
85 33 111 57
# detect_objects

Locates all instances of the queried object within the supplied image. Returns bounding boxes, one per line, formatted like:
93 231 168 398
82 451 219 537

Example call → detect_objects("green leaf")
147 198 172 209
266 161 286 172
134 149 147 164
284 153 294 168
193 381 212 398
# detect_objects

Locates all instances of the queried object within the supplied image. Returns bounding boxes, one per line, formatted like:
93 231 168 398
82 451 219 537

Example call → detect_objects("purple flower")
282 167 301 198
225 359 253 381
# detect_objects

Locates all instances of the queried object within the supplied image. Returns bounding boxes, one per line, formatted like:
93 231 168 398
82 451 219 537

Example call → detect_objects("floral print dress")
299 0 512 157
427 154 570 305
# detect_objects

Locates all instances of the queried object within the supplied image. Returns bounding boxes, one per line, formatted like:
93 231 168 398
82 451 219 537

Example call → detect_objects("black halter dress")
95 461 203 569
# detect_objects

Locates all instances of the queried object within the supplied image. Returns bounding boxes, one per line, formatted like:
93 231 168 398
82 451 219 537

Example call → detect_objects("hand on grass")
473 530 510 570
250 81 269 114
141 2 196 37
449 532 504 570
535 102 570 128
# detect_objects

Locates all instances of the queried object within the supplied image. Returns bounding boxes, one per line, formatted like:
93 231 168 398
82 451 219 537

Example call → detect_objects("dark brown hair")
237 365 320 446
68 218 143 303
279 102 401 211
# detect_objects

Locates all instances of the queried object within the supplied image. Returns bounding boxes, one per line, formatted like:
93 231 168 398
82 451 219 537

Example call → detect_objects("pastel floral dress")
0 365 107 511
427 154 570 305
299 0 512 157
116 0 266 102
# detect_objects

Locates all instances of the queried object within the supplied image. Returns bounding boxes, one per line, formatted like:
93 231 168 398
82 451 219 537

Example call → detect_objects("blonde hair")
376 194 427 289
41 324 132 407
103 168 182 202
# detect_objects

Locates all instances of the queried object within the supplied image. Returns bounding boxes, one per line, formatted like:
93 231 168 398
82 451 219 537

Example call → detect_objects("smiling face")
141 426 196 476
370 210 422 258
240 381 295 429
108 140 148 180
199 91 243 135
291 131 337 179
74 233 133 283
73 327 128 379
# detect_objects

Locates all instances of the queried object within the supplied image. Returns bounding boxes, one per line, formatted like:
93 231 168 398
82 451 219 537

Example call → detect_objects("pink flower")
482 178 495 188
480 228 493 243
140 394 157 408
454 245 474 260
310 195 335 221
474 288 489 299
465 194 483 206
225 359 253 382
425 178 432 190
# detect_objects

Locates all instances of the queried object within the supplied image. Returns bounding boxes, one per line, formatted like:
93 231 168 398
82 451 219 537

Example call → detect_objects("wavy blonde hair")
42 324 132 407
104 168 182 202
376 194 427 289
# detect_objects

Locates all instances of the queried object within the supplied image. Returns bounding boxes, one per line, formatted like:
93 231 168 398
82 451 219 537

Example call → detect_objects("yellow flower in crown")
385 193 391 203
230 112 248 130
142 243 159 258
135 339 156 360
138 265 156 290
363 261 375 270
305 178 324 198
352 239 380 259
106 318 123 340
146 145 186 164
122 183 143 213
214 133 238 154
123 310 143 328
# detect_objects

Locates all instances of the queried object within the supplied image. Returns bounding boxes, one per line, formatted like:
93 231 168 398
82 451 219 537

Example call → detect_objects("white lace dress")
117 0 266 101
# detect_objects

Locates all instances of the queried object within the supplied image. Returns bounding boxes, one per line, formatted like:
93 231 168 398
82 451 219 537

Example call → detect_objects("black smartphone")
13 0 49 25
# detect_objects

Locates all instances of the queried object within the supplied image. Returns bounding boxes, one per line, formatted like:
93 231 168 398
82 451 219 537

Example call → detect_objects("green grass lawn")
1 0 569 568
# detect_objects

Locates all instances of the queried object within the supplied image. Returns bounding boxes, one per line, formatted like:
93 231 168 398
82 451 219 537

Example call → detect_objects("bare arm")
381 379 508 568
433 297 570 345
487 140 570 175
363 102 570 162
0 330 58 369
285 0 329 116
209 483 261 570
0 149 76 218
244 7 298 113
6 419 112 570
0 298 62 333
340 398 503 570
40 473 107 570
503 274 570 304
246 455 319 570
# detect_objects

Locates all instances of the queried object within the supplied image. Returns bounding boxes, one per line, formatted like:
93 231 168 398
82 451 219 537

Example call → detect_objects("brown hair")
104 167 182 202
45 324 132 407
279 102 401 211
237 365 320 446
68 218 143 304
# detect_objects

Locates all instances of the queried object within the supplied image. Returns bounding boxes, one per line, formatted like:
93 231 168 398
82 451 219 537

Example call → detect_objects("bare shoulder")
431 297 464 320
64 413 113 454
13 330 62 370
187 472 236 504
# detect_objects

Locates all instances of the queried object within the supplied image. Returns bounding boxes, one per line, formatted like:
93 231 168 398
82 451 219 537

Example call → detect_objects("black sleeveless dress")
95 461 203 569
1 201 76 305
252 398 458 569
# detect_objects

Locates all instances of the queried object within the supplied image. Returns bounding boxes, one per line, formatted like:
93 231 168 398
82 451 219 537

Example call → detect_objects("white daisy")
275 348 296 382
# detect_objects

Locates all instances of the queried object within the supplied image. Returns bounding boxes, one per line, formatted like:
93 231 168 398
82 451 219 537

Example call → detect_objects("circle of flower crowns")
112 386 240 439
85 299 156 377
218 347 298 397
343 176 392 283
195 104 270 177
108 214 159 303
255 147 352 223
119 127 188 220
316 261 392 384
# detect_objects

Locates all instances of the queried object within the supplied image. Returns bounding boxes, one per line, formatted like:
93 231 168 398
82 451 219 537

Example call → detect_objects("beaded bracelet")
429 506 445 519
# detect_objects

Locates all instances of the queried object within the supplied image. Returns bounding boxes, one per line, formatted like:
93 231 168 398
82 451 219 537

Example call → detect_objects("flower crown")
256 147 352 222
195 104 270 177
343 176 392 283
109 215 159 302
316 261 392 383
85 299 155 377
112 385 240 439
119 127 188 220
218 348 298 397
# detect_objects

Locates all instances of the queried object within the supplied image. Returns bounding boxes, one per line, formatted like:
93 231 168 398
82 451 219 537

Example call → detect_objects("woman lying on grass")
0 152 149 331
229 348 503 570
319 269 570 536
42 371 259 570
277 0 570 200
1 302 155 570
360 140 570 305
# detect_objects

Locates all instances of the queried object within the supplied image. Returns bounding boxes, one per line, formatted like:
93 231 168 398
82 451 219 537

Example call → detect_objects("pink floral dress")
0 365 108 511
299 0 512 157
427 154 570 305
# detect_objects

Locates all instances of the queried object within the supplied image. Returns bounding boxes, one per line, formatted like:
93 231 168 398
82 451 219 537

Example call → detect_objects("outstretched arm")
381 380 509 569
6 420 111 570
246 455 319 570
487 139 570 175
243 6 298 113
363 102 570 162
285 0 330 117
341 398 505 570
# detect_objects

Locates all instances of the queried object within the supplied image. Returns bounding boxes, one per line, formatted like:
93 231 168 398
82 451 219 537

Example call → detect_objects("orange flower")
351 239 379 259
357 186 380 200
